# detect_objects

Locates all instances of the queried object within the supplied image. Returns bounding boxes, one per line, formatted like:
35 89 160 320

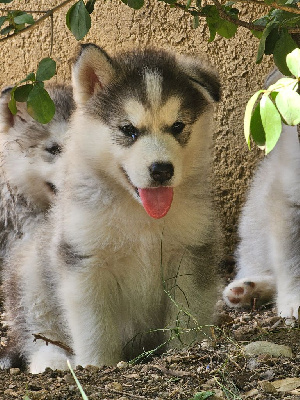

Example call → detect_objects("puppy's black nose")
149 162 174 184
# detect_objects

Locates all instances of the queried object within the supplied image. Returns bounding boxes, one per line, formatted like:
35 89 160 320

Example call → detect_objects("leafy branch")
0 0 75 43
1 0 300 134
244 48 300 154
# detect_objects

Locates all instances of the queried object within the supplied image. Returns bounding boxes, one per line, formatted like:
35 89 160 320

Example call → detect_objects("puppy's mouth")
120 167 173 219
46 182 58 195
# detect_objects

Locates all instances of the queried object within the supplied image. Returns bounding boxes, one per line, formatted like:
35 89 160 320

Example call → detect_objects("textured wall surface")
0 1 274 256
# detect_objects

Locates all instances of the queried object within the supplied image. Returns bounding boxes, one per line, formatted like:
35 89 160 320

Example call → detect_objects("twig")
32 333 74 355
151 364 193 377
236 0 300 15
0 0 75 44
173 0 300 33
109 389 148 399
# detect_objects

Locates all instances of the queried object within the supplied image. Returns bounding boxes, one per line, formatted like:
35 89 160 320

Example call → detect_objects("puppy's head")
0 85 74 209
72 44 220 218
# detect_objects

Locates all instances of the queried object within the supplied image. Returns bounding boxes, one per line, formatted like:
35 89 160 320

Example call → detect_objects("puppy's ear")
0 87 14 132
72 44 115 105
176 54 221 103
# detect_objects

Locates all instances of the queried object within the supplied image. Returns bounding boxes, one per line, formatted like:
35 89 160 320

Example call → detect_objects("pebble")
9 368 20 375
259 380 277 394
260 369 275 381
244 341 293 358
85 364 100 372
117 361 129 369
105 382 123 392
64 374 74 384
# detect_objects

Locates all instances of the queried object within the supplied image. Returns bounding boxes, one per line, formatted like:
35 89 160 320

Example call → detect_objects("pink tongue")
138 187 174 219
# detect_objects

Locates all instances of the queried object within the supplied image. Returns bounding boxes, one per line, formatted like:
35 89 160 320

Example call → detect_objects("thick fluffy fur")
2 45 221 373
0 84 74 369
223 124 300 319
0 84 74 262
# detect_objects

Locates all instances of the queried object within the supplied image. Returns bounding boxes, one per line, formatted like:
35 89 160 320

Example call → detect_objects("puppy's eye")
119 124 139 140
171 121 185 136
45 144 62 156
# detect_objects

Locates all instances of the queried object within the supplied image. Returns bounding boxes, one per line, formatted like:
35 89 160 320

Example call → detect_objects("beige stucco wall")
0 1 274 257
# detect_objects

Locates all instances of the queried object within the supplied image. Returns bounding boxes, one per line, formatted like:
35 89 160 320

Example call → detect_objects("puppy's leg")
60 267 124 367
274 210 300 320
29 345 71 374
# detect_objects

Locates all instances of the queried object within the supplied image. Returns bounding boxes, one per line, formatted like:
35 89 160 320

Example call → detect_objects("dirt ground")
0 260 299 400
1 292 300 400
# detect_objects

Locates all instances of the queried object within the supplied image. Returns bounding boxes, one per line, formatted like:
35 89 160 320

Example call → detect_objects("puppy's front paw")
223 279 256 308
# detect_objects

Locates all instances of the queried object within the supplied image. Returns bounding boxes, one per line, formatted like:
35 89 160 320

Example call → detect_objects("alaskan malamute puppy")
223 124 300 320
0 84 74 261
2 44 221 373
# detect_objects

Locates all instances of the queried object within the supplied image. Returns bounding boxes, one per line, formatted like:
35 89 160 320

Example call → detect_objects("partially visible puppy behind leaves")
0 84 75 264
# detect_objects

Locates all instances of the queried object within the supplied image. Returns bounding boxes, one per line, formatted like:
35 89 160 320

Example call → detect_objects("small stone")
200 339 212 350
85 364 100 372
105 382 123 392
64 374 74 384
259 381 277 393
247 358 260 370
124 373 139 379
244 341 293 358
117 361 129 369
260 369 275 381
9 368 20 375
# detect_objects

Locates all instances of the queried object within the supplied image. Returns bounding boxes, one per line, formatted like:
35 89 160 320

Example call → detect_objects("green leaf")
13 13 34 25
27 85 55 124
256 21 278 64
268 77 297 93
14 84 33 102
1 24 13 35
260 95 282 153
0 16 7 28
36 58 56 81
270 9 299 23
244 90 263 148
189 392 214 400
85 0 96 13
192 15 199 29
0 0 14 3
202 6 219 42
8 91 17 115
217 19 237 39
275 89 300 125
264 28 279 55
185 0 192 8
250 103 266 146
273 30 297 75
127 0 144 9
66 0 91 40
286 48 300 78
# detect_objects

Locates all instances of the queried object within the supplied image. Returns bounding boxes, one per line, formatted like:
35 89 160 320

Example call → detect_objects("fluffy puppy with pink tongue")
2 44 221 373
